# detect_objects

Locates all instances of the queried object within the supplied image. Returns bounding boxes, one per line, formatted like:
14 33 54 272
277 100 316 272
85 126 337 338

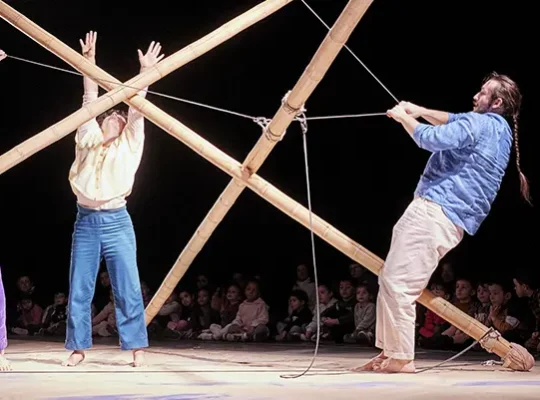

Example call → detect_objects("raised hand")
488 304 500 320
399 101 424 118
0 49 6 62
137 41 164 70
80 31 97 59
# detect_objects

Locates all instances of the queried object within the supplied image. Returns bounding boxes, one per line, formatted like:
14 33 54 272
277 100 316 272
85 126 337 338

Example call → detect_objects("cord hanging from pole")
280 105 321 379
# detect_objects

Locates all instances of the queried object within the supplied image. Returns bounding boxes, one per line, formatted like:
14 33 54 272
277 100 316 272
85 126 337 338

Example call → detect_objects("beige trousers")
376 197 464 359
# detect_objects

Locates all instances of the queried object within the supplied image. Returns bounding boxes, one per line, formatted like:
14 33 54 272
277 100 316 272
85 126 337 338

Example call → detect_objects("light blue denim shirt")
412 111 512 235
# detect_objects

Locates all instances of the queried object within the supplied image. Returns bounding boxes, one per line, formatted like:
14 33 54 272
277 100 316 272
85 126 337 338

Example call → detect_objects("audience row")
6 262 540 355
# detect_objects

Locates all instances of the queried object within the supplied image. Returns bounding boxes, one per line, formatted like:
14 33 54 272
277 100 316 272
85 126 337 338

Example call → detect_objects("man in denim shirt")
359 73 531 373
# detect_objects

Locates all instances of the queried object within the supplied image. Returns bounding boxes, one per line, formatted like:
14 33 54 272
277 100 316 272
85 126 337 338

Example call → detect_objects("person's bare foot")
132 349 146 367
0 351 11 371
374 357 415 373
62 350 85 367
351 351 387 372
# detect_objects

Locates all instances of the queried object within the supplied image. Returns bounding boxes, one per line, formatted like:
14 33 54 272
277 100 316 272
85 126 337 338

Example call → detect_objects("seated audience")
91 290 116 337
320 278 356 343
201 283 243 340
343 284 376 345
222 280 270 342
275 289 312 341
513 273 540 353
40 292 68 336
11 295 43 336
301 283 337 342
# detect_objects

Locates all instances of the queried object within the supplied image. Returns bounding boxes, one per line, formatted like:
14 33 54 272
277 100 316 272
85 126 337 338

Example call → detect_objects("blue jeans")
65 205 148 351
0 267 7 351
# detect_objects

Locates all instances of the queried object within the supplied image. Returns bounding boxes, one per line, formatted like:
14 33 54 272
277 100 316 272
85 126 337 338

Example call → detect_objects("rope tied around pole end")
477 328 534 371
478 328 500 353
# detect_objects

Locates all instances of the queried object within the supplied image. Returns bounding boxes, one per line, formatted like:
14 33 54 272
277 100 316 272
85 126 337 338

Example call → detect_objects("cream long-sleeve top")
68 90 147 210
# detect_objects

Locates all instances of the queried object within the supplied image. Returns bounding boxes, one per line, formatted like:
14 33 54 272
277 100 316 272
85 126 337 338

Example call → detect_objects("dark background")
0 0 536 306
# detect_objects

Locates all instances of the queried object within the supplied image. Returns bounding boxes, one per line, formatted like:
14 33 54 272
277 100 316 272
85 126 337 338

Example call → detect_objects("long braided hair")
483 72 532 205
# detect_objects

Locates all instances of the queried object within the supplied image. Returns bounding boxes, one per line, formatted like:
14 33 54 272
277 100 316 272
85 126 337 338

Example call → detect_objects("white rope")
5 53 388 126
6 54 258 121
414 328 497 374
280 107 321 380
303 112 386 120
299 0 399 103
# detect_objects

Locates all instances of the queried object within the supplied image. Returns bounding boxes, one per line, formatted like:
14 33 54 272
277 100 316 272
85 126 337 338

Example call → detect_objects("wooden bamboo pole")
0 0 295 174
0 0 529 371
144 0 374 323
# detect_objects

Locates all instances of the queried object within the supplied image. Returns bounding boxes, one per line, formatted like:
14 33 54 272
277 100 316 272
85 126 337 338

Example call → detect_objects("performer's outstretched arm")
124 41 164 146
387 104 477 152
80 31 98 101
399 101 450 125
76 31 101 146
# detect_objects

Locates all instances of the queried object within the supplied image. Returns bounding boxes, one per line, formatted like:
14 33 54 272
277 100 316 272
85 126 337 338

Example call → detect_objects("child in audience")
91 290 116 337
514 274 540 353
232 272 247 292
291 264 317 313
349 263 378 297
223 280 270 342
140 281 152 307
40 292 68 336
343 284 376 345
320 278 356 343
211 287 223 313
420 279 480 350
201 284 243 340
190 288 220 338
461 281 493 351
220 284 243 327
276 290 313 341
417 281 450 345
454 278 479 316
474 282 491 325
11 295 43 336
165 290 194 338
434 277 481 344
301 283 337 342
155 292 181 328
196 274 209 291
485 280 521 337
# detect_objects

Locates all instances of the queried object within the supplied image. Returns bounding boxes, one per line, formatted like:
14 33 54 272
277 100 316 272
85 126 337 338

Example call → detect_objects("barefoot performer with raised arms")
63 31 164 367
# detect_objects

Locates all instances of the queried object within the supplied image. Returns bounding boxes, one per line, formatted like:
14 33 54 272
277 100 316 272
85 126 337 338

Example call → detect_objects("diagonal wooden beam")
0 0 295 174
144 0 374 323
0 0 529 371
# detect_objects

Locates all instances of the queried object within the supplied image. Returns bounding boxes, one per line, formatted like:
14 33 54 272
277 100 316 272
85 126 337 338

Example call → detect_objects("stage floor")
1 338 539 399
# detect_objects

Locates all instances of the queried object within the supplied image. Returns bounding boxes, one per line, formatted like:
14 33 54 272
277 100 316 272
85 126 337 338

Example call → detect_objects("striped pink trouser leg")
376 197 464 360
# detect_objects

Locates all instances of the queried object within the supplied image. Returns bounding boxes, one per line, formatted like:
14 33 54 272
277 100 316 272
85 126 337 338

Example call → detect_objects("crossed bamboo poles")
0 0 529 370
